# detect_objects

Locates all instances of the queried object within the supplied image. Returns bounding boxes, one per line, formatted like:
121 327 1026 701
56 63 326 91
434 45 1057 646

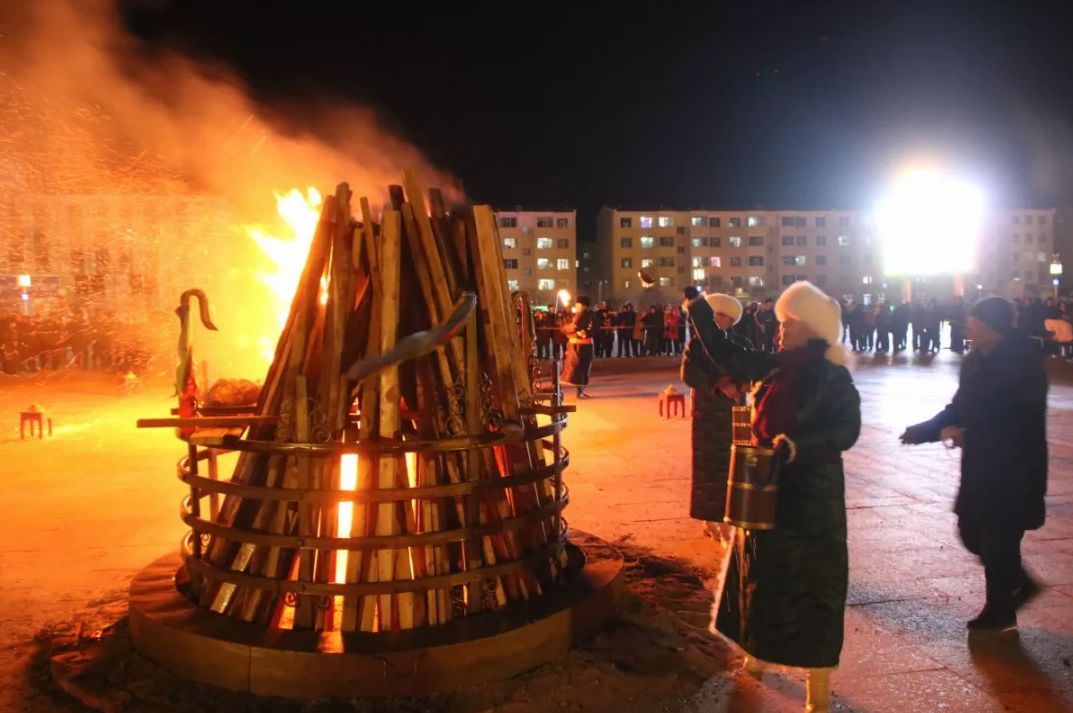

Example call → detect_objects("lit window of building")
658 276 674 287
692 257 704 267
507 279 519 291
748 216 762 227
692 237 708 247
749 276 764 287
640 236 655 249
691 217 704 227
837 235 850 246
536 237 553 249
658 216 673 227
729 217 742 228
729 236 742 247
556 258 570 270
537 278 554 290
692 267 706 281
862 275 873 285
709 257 722 268
640 216 654 228
537 258 551 269
503 237 517 249
621 258 633 268
641 258 654 268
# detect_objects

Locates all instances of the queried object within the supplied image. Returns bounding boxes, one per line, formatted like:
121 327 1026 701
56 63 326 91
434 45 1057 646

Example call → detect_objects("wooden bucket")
723 444 780 530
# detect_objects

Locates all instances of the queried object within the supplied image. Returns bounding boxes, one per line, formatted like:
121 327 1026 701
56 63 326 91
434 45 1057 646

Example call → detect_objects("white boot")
805 668 830 712
742 655 766 679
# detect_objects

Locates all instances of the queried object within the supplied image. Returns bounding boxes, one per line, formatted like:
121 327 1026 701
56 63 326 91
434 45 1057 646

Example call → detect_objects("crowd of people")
532 293 1073 370
0 307 157 375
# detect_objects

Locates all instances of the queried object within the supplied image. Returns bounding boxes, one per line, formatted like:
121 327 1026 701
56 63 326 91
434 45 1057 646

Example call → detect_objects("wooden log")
373 209 415 631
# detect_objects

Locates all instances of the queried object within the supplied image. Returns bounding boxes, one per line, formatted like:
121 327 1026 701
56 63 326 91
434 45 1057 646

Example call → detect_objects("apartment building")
598 206 1056 305
494 208 577 305
977 209 1055 299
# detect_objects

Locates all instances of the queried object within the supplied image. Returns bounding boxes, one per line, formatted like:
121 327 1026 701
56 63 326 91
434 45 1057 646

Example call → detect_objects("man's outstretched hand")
899 425 926 445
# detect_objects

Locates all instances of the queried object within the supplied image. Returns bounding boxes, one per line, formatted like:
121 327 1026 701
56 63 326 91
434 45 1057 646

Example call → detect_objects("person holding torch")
560 293 594 399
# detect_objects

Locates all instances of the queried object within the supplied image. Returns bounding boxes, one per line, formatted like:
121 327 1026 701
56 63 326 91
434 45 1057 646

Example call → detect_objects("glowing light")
876 171 984 277
16 274 31 288
248 187 324 361
333 454 359 586
557 289 571 308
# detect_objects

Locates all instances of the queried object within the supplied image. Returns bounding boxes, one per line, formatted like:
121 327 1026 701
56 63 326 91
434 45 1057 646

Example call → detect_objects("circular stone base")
129 532 624 698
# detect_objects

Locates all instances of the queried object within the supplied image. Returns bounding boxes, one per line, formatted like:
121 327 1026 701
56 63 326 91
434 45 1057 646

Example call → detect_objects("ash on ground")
21 540 740 713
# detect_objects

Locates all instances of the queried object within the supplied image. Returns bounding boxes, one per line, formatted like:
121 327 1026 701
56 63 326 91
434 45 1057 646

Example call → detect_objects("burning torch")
557 288 572 314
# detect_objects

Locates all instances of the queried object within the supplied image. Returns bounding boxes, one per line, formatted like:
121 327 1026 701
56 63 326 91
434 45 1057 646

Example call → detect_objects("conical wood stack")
166 174 572 633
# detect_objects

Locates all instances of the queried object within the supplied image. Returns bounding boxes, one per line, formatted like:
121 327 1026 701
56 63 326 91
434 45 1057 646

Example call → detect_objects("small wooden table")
20 410 52 439
659 392 687 419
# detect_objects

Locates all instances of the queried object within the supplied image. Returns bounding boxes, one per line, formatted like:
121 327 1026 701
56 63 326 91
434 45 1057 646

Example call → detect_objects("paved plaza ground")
2 350 1072 712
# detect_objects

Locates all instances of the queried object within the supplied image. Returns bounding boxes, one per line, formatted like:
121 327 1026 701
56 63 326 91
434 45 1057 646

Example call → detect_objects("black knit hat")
970 296 1015 335
576 296 591 307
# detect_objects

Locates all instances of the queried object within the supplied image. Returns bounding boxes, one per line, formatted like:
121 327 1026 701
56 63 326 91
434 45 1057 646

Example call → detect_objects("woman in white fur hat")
681 292 754 543
685 281 861 713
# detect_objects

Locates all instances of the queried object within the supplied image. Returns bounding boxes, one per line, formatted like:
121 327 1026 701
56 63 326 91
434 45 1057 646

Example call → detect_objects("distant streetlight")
1051 255 1063 299
16 274 31 288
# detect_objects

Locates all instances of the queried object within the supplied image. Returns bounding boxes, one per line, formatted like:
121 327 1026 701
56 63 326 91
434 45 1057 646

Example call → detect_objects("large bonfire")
181 173 567 633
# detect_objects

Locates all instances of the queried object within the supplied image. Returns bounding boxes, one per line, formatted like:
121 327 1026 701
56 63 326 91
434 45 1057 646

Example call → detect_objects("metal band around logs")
178 441 569 504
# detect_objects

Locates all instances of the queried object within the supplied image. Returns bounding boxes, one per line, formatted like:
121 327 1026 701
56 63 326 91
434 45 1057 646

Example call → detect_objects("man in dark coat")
892 301 910 351
591 302 608 358
901 297 1047 632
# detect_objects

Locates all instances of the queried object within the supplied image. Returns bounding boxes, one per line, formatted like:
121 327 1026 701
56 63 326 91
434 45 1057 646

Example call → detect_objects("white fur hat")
704 293 743 325
775 281 844 359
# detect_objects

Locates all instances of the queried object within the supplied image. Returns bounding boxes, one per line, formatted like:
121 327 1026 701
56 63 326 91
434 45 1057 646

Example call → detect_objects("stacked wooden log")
193 173 564 632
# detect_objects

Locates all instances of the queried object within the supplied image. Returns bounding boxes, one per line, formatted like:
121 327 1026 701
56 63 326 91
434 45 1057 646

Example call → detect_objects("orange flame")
247 187 326 362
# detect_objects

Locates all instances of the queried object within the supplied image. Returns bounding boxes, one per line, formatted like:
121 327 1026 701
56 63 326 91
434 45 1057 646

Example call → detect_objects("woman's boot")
805 668 830 712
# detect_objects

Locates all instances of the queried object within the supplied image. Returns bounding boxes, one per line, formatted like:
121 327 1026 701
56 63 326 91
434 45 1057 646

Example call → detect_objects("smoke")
0 0 458 378
0 0 454 210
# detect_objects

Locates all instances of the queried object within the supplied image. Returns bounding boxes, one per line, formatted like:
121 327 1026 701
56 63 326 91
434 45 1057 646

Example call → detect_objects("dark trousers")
958 518 1027 613
950 324 965 353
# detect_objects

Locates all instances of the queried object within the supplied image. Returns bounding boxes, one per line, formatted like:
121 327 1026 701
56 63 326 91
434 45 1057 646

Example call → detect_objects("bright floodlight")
876 171 985 277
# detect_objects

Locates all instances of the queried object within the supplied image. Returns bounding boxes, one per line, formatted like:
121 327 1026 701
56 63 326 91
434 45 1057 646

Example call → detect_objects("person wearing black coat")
692 281 860 713
560 296 595 398
901 297 1047 633
681 292 753 542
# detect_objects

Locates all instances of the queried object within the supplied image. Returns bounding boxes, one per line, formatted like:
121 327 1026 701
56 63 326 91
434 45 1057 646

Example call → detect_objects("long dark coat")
689 297 861 668
681 310 753 522
560 309 594 386
906 331 1048 530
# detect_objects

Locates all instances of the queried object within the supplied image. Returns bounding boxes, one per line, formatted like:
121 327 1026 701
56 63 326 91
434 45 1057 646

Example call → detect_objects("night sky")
123 0 1073 238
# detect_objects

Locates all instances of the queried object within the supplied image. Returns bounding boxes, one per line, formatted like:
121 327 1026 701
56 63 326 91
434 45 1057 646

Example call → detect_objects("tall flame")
247 187 324 362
